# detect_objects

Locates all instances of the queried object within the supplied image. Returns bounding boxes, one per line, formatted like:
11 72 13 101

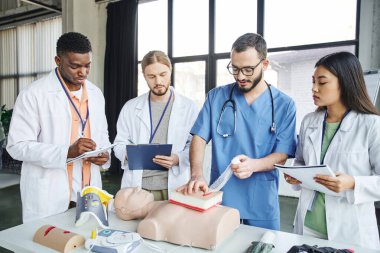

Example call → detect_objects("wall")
359 0 380 70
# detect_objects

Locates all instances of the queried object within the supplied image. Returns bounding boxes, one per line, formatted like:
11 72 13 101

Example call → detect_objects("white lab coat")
293 111 380 249
6 70 111 223
113 87 199 193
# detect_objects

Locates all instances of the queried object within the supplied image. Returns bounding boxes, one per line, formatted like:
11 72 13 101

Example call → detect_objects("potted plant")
1 105 13 171
1 105 12 137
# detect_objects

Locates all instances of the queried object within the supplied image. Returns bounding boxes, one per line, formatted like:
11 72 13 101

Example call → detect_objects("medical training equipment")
208 157 240 192
33 225 85 253
246 231 275 253
76 186 113 228
169 190 223 212
168 157 239 212
217 81 276 137
85 229 141 253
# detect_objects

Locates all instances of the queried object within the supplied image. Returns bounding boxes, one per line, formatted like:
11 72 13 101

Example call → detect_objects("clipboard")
275 164 342 196
126 144 172 171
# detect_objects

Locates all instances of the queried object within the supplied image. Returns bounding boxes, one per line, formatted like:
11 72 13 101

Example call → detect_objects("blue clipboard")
126 144 172 171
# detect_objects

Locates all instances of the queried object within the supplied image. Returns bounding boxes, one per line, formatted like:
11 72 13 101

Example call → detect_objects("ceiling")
0 0 156 29
0 0 61 29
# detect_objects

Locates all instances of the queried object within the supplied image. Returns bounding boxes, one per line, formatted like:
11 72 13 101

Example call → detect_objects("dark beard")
238 69 263 93
150 86 169 96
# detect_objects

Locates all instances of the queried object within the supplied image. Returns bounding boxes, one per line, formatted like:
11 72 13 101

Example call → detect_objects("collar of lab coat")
134 86 189 137
46 69 100 140
306 110 358 164
47 69 96 93
306 110 357 132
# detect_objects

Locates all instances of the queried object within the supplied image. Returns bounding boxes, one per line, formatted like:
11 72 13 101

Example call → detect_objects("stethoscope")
217 81 276 137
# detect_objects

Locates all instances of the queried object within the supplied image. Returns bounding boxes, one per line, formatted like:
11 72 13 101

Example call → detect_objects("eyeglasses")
226 60 263 76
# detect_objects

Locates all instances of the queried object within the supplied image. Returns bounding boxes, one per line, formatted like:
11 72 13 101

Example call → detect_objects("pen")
128 139 135 144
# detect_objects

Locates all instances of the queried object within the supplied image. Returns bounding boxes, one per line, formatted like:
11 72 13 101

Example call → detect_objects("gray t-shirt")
142 97 173 190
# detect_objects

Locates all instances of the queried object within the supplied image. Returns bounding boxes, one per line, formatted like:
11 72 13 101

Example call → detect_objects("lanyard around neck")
320 110 350 164
55 68 89 137
148 89 173 144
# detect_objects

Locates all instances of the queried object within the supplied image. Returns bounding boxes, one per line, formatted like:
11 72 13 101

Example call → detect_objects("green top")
304 121 340 237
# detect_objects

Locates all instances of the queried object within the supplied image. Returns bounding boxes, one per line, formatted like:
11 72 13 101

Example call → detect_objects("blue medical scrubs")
191 83 297 230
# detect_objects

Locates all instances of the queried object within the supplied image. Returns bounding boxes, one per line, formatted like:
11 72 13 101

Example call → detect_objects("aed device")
33 225 85 253
85 229 142 253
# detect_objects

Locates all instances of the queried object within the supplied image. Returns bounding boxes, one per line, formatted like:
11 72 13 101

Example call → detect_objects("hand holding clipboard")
275 164 343 196
67 143 118 164
126 144 172 171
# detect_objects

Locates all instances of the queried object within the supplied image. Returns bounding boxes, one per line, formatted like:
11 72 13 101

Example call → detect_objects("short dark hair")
56 32 92 56
315 51 379 115
231 33 267 60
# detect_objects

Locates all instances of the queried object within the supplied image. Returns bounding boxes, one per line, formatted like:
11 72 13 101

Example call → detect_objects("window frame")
138 0 360 94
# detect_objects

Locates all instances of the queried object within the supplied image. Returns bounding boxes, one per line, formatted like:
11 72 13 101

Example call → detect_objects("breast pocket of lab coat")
329 150 371 177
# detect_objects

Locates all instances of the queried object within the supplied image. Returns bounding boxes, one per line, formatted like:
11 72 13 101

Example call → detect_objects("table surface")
0 208 379 253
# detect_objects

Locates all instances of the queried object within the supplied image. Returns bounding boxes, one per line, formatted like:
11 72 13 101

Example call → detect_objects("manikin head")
114 187 154 220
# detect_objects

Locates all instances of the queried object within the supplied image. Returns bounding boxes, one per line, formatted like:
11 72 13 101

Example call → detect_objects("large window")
174 61 206 106
138 0 167 60
173 0 208 57
0 16 61 108
137 0 359 128
215 0 257 53
268 46 355 130
265 0 357 48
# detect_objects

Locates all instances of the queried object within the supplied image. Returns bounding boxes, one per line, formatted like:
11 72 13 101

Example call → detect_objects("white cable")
167 243 195 253
141 238 195 253
141 238 165 253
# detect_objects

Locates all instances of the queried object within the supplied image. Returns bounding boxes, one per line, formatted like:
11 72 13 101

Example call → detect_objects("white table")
0 208 379 253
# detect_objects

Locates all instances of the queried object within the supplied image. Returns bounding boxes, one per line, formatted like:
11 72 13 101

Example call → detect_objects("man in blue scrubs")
178 33 297 230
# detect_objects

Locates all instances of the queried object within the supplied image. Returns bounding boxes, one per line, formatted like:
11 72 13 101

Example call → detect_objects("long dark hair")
315 51 379 115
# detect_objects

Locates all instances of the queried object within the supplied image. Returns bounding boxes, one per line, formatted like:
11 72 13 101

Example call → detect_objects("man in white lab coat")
113 50 198 200
7 32 111 222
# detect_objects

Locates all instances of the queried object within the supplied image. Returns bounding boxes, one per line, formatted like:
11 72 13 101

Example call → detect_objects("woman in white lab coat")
113 51 199 197
286 52 380 249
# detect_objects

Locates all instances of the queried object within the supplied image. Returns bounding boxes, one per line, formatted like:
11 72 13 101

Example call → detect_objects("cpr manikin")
113 187 240 250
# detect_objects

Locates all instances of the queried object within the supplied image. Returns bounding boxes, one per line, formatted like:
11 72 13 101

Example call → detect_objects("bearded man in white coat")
7 32 111 222
113 50 199 201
